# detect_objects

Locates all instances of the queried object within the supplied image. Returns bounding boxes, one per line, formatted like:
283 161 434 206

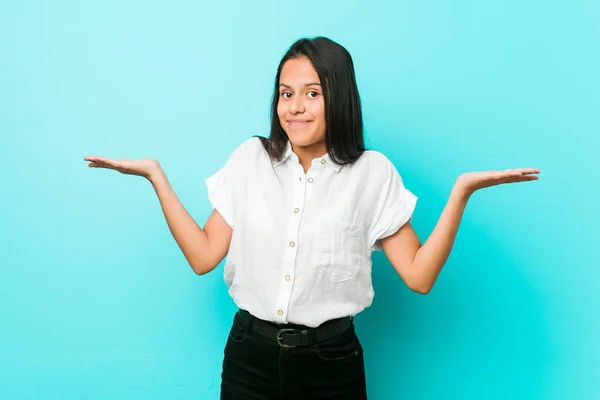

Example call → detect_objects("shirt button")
294 208 299 213
321 159 326 164
308 177 314 183
289 241 295 247
277 309 284 316
285 275 291 281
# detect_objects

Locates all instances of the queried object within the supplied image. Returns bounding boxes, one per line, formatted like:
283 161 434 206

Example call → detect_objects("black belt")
237 309 353 348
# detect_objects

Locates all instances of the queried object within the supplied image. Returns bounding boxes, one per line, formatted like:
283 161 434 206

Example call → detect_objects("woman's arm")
84 156 232 275
150 168 232 275
380 168 540 294
380 188 468 294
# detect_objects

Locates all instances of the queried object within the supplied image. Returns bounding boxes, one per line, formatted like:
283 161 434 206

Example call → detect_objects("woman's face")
277 57 326 153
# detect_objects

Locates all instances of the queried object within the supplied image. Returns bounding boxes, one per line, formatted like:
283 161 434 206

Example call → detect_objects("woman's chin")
288 136 326 151
289 138 312 148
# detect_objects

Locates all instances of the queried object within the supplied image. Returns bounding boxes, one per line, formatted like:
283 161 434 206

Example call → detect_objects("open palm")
457 168 540 196
83 156 160 180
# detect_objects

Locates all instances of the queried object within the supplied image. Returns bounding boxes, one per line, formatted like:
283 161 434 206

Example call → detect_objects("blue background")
1 0 598 399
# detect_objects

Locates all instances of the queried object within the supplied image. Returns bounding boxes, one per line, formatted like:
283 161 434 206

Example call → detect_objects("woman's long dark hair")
258 36 365 166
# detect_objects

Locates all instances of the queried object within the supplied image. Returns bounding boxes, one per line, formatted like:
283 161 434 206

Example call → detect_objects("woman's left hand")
454 168 541 198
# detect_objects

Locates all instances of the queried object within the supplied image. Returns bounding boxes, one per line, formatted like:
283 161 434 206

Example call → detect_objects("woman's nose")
290 96 305 113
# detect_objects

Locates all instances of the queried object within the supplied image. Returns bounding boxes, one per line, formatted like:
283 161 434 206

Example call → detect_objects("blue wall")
1 1 598 399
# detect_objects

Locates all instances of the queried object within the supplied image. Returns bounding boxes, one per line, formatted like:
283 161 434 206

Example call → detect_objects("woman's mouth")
288 119 313 126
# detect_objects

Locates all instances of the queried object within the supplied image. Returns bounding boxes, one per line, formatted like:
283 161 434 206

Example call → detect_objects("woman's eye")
281 92 292 99
308 91 320 98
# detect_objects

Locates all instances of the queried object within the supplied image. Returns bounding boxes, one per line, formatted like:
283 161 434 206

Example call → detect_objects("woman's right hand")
83 156 162 181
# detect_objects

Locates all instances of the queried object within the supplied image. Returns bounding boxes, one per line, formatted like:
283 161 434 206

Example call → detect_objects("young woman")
84 37 540 399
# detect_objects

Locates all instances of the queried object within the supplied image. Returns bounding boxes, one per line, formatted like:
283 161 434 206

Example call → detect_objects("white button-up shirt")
205 137 417 327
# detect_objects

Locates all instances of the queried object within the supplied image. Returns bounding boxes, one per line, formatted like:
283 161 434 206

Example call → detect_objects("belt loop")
246 314 254 335
300 329 310 346
238 309 254 335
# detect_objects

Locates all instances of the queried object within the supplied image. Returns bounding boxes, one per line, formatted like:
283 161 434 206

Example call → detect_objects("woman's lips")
288 120 313 126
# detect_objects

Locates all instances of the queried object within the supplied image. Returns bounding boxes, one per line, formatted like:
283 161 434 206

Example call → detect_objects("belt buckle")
276 328 297 348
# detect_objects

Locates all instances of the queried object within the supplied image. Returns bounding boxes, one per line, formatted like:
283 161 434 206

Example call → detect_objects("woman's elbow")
190 259 218 276
407 280 433 295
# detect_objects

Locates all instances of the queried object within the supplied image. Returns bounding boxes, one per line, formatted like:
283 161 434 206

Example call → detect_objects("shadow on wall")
357 221 551 400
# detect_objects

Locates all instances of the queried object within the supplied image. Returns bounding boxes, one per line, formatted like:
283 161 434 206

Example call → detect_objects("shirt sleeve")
369 156 418 251
204 138 256 229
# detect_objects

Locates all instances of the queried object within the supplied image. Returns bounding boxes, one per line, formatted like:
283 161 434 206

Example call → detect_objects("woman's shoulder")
233 136 265 154
225 136 266 162
356 149 395 169
353 149 407 185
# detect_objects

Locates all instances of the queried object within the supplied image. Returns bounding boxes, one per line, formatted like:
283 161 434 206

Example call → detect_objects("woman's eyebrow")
279 83 322 88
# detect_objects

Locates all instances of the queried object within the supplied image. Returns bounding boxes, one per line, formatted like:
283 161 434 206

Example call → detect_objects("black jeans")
220 310 368 399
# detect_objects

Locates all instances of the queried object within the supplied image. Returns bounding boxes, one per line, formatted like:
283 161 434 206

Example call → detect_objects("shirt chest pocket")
314 223 368 283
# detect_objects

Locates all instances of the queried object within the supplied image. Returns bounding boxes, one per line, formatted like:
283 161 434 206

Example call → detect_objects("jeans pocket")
315 328 362 361
227 313 249 343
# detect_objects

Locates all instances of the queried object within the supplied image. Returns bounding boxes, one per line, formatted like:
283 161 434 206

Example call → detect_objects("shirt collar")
271 140 294 168
272 140 343 173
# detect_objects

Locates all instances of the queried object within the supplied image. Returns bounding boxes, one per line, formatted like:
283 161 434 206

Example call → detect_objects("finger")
84 156 108 162
507 176 539 183
98 159 122 169
509 168 541 175
499 170 532 179
493 170 517 179
88 160 119 170
502 169 523 177
484 170 505 178
88 162 111 169
85 156 118 165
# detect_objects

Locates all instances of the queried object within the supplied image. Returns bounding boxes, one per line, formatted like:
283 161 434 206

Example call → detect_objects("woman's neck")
291 141 327 174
